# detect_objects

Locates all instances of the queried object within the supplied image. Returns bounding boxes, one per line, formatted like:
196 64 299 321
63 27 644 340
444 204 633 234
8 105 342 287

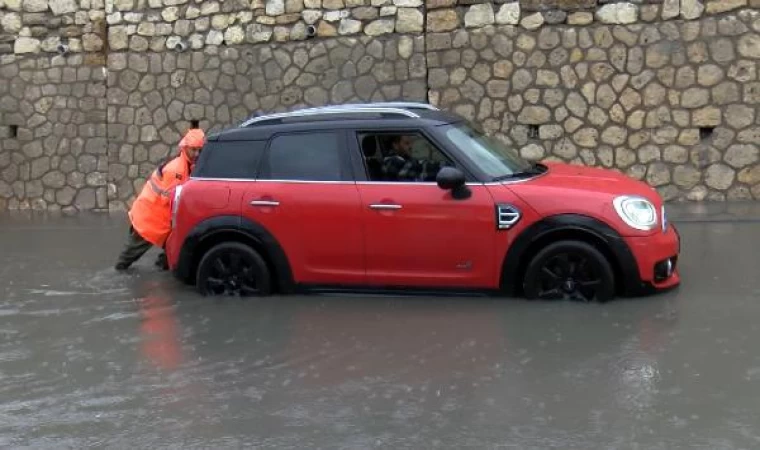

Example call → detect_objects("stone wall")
0 54 108 212
2 0 760 211
427 13 760 201
106 36 427 209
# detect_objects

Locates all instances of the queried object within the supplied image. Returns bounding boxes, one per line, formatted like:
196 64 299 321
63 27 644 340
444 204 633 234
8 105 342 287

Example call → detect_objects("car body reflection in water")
139 288 677 438
135 281 183 371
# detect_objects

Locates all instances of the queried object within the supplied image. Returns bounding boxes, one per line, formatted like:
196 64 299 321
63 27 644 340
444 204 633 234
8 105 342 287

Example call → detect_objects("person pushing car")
115 128 206 271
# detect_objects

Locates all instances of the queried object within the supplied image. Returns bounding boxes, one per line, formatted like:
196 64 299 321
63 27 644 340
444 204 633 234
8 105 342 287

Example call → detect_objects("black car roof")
207 103 465 142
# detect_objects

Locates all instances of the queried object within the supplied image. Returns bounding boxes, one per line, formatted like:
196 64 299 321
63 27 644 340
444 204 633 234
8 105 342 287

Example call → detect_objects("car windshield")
439 122 538 181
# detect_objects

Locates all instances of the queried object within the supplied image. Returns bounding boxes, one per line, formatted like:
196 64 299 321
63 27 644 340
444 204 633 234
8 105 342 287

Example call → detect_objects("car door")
352 129 499 289
241 130 366 286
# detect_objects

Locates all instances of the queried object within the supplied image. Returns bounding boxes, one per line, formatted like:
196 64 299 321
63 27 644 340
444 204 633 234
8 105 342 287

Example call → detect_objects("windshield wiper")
492 163 543 182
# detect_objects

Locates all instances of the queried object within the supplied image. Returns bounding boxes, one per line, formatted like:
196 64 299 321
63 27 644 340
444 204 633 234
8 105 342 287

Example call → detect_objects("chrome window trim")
189 177 355 184
190 174 546 185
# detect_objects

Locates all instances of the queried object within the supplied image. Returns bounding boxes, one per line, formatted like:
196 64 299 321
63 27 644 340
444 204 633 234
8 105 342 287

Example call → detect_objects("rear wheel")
523 240 615 302
196 242 272 297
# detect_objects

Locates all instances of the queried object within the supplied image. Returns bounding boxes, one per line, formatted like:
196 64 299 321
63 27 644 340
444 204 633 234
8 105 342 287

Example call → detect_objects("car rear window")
192 140 265 179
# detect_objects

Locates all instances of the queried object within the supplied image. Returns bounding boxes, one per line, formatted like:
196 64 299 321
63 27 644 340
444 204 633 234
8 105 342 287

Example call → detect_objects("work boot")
154 252 168 271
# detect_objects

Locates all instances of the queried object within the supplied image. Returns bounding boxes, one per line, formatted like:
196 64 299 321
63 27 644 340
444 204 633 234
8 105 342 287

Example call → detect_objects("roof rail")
240 102 438 127
306 102 440 111
241 106 423 127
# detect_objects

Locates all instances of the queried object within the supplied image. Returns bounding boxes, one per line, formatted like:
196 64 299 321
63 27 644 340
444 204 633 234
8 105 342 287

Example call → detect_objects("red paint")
167 161 680 293
242 182 365 284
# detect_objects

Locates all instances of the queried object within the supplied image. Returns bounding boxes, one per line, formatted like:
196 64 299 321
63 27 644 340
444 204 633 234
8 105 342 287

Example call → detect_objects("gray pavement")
1 205 760 449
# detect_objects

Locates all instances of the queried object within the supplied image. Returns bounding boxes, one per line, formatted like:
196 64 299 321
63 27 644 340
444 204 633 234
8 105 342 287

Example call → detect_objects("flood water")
1 211 759 449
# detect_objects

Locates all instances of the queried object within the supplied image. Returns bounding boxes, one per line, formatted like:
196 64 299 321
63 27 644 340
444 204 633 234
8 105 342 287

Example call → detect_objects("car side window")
259 131 348 182
357 132 454 183
192 140 265 179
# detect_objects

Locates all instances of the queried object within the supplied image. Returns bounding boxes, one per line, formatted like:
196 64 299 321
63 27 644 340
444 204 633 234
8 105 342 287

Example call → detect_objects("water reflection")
152 292 680 439
135 281 183 371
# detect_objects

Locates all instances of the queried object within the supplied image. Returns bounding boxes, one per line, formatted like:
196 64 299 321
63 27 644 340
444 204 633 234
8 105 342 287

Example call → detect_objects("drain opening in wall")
190 120 200 129
9 125 18 139
699 127 714 141
527 125 540 139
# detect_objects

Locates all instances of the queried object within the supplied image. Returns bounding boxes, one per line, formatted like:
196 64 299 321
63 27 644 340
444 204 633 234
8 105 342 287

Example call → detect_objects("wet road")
1 206 760 449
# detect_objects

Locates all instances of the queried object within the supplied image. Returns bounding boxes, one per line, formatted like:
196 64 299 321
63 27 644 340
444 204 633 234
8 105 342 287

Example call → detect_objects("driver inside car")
381 135 448 182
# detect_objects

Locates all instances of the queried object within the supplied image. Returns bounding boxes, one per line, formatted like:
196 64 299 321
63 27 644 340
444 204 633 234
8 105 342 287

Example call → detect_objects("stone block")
353 6 378 20
365 18 395 35
396 8 423 32
495 2 519 26
14 37 40 54
23 0 48 12
705 0 747 15
520 12 543 30
595 3 637 25
681 0 704 20
567 12 592 25
380 6 396 16
339 18 362 34
201 2 220 15
427 9 458 32
1 13 22 33
519 0 594 11
705 164 735 190
543 10 566 25
465 4 494 28
693 106 722 127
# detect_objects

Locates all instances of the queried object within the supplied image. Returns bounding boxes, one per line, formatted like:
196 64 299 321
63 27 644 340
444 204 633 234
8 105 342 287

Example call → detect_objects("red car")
165 102 680 302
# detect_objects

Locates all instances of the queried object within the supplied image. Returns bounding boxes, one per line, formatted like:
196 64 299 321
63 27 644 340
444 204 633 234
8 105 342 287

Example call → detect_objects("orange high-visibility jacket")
128 130 204 247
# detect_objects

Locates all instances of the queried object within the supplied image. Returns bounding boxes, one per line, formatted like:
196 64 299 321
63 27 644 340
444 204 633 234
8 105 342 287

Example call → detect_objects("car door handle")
369 204 402 210
250 200 280 207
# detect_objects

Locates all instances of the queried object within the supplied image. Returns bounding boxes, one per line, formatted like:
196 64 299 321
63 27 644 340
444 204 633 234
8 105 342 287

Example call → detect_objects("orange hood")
178 128 206 163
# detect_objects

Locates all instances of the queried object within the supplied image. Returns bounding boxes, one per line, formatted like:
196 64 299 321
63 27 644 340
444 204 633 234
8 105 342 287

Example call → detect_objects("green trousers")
115 226 154 270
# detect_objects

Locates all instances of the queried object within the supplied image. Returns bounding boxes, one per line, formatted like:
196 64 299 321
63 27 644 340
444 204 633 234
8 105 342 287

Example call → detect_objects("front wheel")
522 240 615 302
196 242 272 297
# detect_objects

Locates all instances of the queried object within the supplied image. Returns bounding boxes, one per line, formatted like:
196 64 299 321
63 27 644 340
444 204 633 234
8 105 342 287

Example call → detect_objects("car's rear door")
351 129 499 289
241 130 366 286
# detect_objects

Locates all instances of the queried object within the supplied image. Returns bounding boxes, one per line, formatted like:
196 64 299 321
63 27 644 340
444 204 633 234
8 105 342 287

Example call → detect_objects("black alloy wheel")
196 242 272 297
523 240 615 302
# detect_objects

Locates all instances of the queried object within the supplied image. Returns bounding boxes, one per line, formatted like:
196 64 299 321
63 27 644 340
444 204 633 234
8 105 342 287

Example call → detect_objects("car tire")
522 240 615 302
196 242 272 297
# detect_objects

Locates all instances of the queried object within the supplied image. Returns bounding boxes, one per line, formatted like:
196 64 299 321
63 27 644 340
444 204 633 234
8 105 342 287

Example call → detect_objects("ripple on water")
0 309 20 317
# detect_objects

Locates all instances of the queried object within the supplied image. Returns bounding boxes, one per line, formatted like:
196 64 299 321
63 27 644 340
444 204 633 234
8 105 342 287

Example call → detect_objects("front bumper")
614 224 681 296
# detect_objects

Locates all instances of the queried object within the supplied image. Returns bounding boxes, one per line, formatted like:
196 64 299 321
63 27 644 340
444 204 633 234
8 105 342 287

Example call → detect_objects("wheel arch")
176 215 295 294
500 214 641 297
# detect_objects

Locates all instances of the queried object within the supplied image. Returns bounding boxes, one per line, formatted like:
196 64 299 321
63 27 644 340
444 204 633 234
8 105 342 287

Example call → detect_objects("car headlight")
613 195 658 231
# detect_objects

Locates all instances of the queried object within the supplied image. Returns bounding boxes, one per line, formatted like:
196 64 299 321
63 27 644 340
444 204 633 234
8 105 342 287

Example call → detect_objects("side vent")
496 204 521 230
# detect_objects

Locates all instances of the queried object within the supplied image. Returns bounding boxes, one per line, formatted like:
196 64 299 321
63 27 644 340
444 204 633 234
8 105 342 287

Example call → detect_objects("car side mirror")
436 166 471 200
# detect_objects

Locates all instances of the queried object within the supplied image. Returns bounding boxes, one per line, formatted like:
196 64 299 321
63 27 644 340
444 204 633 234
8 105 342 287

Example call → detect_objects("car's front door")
352 130 499 289
241 130 365 286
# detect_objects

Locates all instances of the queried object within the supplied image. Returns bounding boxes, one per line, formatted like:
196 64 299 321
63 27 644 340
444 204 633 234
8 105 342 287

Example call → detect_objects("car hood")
524 162 657 196
502 162 663 235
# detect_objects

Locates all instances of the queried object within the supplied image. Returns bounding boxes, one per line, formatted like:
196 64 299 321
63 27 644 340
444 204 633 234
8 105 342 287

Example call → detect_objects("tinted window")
192 140 265 179
260 132 347 181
